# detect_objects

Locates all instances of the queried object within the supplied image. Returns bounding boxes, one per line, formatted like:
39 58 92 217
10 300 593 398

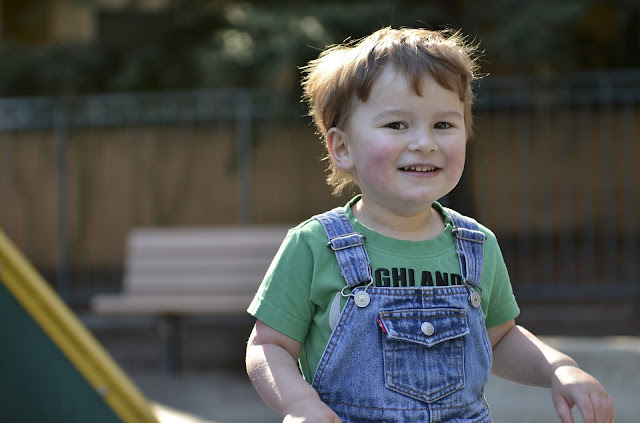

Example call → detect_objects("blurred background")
1 0 638 329
0 0 638 421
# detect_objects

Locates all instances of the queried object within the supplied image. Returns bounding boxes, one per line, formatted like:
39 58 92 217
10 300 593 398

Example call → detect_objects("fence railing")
0 71 638 306
472 70 639 299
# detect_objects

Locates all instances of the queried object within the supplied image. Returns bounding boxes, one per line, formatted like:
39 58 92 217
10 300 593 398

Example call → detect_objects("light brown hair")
302 27 480 196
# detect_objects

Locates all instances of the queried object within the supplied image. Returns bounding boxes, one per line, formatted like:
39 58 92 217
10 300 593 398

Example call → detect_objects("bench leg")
157 315 181 374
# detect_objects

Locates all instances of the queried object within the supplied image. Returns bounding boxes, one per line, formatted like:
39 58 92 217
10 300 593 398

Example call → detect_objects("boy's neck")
352 198 445 241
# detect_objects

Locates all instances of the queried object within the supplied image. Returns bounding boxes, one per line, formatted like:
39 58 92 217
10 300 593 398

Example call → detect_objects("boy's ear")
327 127 354 171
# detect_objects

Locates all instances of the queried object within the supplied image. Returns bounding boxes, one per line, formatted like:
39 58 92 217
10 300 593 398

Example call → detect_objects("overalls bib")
312 207 493 423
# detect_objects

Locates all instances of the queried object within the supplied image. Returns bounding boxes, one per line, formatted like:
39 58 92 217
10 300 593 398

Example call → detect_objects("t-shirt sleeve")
480 230 521 328
247 227 315 343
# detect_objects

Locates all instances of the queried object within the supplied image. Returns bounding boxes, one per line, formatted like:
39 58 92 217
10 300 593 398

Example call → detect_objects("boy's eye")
386 122 407 130
434 122 453 130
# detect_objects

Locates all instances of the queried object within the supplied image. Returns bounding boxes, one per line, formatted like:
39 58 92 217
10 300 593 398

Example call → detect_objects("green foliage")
462 0 640 73
0 0 638 96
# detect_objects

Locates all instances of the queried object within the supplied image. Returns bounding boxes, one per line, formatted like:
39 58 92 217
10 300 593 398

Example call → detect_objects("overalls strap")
445 208 487 289
314 207 372 289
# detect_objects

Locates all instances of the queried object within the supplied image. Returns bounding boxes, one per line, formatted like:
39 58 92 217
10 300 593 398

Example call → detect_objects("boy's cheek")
362 144 399 167
355 151 398 185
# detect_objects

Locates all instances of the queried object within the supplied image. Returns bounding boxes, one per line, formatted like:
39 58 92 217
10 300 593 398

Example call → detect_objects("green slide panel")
0 229 158 423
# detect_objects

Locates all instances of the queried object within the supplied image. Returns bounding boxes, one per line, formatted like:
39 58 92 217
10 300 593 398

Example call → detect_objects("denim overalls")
312 207 493 423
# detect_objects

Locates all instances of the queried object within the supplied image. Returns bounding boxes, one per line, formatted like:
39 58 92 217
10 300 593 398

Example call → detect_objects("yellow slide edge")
0 228 159 423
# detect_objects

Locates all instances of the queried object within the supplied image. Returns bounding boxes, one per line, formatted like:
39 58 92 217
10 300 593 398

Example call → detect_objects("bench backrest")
123 226 291 295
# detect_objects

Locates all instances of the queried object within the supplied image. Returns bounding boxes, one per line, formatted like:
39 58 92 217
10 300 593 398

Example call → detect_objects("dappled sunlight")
152 403 219 423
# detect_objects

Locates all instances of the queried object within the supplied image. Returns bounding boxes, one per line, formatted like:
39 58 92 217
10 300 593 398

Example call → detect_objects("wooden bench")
91 225 290 372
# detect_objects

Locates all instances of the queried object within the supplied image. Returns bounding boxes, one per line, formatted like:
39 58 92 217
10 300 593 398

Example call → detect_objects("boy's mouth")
400 166 439 172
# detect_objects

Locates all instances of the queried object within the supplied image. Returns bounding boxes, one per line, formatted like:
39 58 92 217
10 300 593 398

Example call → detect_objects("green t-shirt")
248 197 520 382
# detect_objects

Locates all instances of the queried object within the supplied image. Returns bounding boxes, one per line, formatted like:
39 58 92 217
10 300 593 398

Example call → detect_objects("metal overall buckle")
341 279 374 308
464 281 483 308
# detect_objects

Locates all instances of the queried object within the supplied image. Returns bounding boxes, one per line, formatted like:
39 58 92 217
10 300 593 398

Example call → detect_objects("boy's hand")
551 365 615 423
283 398 342 423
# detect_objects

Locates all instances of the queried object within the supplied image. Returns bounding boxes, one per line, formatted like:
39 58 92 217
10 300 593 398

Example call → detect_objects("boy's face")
328 66 467 216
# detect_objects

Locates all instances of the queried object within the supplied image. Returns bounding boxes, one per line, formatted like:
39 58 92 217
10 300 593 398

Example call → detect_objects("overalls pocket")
378 308 469 404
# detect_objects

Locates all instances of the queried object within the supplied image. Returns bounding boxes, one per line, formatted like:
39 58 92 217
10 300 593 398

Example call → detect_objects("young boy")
245 27 615 423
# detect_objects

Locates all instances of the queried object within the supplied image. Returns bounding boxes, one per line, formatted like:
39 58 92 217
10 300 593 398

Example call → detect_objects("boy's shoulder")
292 215 324 234
292 201 355 235
434 202 500 246
286 212 335 244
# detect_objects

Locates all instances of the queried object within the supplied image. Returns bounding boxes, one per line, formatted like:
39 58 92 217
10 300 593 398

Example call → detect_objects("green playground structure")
0 228 159 423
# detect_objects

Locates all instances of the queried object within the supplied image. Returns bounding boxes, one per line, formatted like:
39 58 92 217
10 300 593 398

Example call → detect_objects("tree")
0 0 637 96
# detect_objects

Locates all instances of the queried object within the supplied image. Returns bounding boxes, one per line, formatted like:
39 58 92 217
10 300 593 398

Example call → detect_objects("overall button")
354 291 370 308
421 322 435 336
469 291 482 308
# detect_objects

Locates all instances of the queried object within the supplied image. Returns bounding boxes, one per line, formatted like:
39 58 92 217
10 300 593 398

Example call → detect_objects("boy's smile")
400 165 438 172
328 65 467 233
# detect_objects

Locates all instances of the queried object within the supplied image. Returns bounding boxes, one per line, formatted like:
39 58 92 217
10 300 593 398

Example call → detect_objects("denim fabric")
446 208 487 290
313 208 493 423
316 208 373 288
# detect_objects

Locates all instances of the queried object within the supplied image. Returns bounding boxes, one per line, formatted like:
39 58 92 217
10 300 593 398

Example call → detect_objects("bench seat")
91 225 290 372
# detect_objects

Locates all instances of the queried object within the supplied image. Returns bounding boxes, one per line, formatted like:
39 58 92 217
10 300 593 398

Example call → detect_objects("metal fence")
471 71 639 300
0 71 638 307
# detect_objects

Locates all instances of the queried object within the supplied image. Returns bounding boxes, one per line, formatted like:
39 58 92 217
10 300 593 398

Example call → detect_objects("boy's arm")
488 321 615 423
246 319 341 422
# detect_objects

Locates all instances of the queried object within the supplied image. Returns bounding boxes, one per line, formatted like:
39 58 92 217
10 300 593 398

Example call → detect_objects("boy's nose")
408 130 439 153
